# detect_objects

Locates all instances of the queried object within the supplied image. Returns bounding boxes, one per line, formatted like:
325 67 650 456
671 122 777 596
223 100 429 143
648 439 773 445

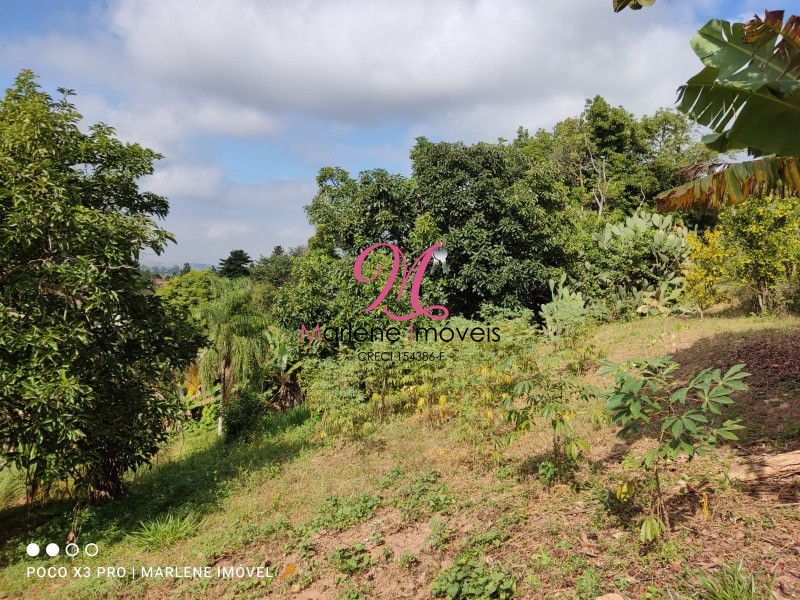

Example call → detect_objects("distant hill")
139 260 214 274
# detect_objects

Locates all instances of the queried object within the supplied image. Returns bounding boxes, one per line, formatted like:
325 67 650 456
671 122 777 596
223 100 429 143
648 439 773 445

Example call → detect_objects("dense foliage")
684 195 800 313
286 98 708 325
0 72 199 501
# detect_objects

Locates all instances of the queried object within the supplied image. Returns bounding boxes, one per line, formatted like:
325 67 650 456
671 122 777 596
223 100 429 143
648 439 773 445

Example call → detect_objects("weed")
329 542 372 574
393 470 453 520
575 567 602 599
314 492 380 531
531 548 553 569
461 529 510 558
400 550 419 568
297 539 316 559
426 517 454 550
336 581 371 600
379 466 404 489
127 510 200 549
693 560 775 600
432 556 516 599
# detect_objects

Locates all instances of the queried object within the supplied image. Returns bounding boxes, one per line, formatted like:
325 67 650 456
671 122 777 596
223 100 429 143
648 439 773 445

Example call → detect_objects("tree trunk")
728 450 800 481
217 359 231 437
87 458 125 504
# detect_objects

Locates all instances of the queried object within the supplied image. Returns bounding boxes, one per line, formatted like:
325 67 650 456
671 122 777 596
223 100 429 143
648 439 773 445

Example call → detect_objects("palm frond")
675 12 800 157
656 155 800 211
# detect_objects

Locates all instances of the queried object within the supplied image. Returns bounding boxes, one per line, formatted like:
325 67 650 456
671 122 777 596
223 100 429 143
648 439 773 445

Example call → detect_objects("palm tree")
198 278 272 436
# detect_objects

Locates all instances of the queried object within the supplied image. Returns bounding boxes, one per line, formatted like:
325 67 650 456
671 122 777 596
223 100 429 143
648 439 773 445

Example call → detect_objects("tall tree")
218 249 252 278
0 71 199 502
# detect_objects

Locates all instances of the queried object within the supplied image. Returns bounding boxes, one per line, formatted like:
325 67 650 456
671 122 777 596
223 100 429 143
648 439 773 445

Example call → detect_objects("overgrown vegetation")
3 5 800 596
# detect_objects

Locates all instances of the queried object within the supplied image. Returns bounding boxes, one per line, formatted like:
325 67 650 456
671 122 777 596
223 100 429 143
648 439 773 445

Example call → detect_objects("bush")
575 211 689 319
539 274 593 343
223 391 267 439
717 195 800 313
684 229 726 317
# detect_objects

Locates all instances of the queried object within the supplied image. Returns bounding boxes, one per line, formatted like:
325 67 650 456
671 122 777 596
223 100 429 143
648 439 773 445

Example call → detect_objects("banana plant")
613 0 654 11
613 5 800 209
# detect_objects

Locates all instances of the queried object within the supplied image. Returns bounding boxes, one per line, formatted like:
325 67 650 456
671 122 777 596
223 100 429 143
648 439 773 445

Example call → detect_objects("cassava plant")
599 356 748 541
505 358 595 483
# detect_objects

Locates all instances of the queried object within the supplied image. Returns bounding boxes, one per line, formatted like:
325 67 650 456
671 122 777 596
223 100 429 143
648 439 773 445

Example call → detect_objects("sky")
0 0 767 265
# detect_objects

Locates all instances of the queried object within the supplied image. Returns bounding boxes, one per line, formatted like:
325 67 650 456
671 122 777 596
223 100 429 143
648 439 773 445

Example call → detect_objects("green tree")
197 278 272 436
0 71 200 502
180 262 191 275
305 139 577 316
306 167 416 253
516 99 715 217
718 195 800 312
250 245 299 315
251 246 292 287
411 138 579 314
156 269 217 327
218 249 252 278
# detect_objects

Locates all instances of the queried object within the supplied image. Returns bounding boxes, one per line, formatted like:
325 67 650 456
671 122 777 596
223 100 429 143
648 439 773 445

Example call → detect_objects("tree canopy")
0 71 200 501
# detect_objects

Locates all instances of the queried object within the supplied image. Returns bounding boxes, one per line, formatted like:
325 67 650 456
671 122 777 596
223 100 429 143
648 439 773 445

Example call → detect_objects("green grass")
690 560 776 600
127 510 201 549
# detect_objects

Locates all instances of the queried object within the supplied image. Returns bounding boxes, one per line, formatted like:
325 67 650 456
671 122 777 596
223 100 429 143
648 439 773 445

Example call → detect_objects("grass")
691 560 776 600
0 313 799 598
126 510 201 549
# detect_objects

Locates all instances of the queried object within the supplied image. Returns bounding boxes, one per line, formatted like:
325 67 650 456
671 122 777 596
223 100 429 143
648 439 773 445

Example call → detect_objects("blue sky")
0 0 768 264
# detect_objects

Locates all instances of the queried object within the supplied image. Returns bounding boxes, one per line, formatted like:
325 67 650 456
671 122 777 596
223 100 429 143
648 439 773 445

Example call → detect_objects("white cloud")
204 221 252 241
103 0 704 125
144 163 226 202
0 0 730 262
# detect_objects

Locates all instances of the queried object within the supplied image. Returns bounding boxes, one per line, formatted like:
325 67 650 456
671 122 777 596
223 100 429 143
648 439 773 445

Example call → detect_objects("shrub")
599 356 748 540
717 195 800 313
539 274 593 343
506 358 595 482
684 229 726 317
576 211 689 319
223 391 267 439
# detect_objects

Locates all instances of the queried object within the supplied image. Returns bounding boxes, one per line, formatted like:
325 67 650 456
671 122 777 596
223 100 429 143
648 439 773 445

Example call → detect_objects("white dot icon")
26 543 40 557
45 543 59 557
